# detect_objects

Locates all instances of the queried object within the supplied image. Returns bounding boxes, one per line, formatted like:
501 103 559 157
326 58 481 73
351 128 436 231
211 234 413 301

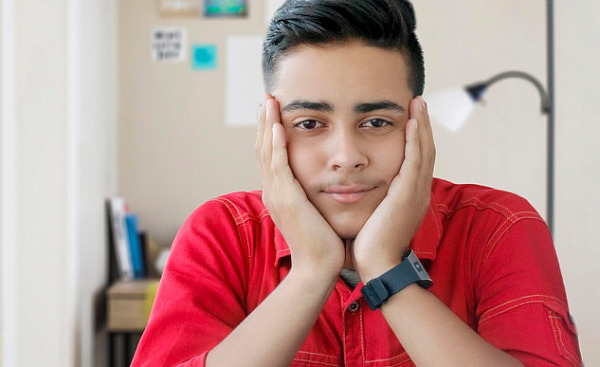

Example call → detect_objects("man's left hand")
352 96 436 282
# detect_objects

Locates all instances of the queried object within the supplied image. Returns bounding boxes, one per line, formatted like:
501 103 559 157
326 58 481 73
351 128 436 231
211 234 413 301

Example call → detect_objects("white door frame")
1 0 18 365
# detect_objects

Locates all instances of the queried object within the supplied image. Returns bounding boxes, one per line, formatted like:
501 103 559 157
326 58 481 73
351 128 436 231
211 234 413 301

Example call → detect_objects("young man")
132 1 582 366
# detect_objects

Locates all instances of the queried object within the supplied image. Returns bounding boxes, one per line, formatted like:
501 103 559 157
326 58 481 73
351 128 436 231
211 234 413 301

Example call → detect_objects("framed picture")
204 0 248 17
158 0 202 17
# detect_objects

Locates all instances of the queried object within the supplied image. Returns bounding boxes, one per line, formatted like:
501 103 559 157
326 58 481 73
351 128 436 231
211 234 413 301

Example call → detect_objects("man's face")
271 41 414 239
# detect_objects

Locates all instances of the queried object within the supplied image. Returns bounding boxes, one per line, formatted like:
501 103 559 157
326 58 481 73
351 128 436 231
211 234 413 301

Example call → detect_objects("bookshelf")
106 279 158 367
105 199 162 366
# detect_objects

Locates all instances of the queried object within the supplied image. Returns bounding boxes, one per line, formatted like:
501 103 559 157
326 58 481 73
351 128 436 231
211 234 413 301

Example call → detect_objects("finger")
397 117 421 192
255 95 268 159
410 97 432 154
262 97 280 163
268 97 293 181
410 97 436 188
417 97 436 171
271 122 290 176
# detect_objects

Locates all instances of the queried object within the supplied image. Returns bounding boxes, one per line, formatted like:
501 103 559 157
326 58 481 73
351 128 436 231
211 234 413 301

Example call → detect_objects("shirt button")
348 301 360 312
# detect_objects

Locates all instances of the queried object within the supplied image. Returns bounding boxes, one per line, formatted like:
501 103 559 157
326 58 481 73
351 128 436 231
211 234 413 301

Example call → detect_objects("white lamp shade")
426 88 476 133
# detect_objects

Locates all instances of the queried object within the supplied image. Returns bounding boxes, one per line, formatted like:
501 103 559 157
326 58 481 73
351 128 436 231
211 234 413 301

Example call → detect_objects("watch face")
406 251 433 286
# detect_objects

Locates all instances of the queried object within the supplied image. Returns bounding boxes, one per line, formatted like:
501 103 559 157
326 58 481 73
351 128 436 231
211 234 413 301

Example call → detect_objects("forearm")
380 284 523 367
205 269 337 367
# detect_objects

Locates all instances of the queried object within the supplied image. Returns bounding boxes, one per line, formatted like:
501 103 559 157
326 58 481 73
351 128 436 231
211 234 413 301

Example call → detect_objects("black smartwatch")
361 250 433 310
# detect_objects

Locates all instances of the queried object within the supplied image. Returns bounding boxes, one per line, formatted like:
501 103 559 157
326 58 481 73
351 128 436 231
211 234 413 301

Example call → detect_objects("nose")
327 128 368 172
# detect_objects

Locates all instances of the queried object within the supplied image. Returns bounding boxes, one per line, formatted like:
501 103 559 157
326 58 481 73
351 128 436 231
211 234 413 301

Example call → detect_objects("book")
139 232 163 279
139 231 148 276
126 213 146 279
108 197 134 279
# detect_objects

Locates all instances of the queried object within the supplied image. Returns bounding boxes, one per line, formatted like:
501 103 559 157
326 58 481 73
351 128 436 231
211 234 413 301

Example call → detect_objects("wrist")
357 261 401 284
361 251 433 310
355 253 405 283
288 263 339 291
353 245 408 283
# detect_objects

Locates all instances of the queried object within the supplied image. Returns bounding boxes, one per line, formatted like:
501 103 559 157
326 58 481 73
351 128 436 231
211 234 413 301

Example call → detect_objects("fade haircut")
262 0 425 96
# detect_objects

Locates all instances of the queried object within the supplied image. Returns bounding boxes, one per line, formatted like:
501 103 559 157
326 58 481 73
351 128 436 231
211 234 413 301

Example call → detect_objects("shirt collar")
273 180 444 267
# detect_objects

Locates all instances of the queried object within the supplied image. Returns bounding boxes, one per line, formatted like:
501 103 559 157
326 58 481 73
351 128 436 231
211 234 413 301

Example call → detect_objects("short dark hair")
262 0 425 96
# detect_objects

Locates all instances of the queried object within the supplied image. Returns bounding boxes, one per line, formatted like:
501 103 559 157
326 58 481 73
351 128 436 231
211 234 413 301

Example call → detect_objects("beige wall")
119 1 265 249
553 1 600 364
119 0 599 365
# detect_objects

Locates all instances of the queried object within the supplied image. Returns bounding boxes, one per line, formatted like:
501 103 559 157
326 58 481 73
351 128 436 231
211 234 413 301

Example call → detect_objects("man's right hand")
255 95 345 281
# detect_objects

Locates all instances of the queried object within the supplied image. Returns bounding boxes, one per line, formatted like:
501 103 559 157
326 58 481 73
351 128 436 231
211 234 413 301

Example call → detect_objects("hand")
255 95 345 280
352 96 436 282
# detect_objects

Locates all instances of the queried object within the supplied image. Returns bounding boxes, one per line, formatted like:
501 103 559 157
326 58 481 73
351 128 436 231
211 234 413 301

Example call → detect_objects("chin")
320 205 374 240
329 219 365 240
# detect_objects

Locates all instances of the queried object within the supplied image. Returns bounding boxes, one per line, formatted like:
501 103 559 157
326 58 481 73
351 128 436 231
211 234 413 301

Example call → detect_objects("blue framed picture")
204 0 247 17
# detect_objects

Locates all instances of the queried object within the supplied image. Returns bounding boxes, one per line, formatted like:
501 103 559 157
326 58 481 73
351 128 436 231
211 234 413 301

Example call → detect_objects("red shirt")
131 178 582 367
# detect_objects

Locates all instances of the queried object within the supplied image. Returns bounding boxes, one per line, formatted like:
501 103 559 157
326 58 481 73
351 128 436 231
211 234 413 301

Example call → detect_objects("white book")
109 197 133 279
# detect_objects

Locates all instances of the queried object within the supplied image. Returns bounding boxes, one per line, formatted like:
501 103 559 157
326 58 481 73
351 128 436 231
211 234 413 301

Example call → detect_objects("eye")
295 120 323 130
361 118 392 128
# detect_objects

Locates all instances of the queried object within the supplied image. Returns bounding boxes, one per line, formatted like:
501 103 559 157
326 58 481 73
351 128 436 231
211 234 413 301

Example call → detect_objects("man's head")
262 0 425 96
261 0 426 239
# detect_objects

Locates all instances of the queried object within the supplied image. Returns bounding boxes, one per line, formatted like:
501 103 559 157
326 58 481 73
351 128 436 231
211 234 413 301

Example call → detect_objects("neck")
343 239 355 270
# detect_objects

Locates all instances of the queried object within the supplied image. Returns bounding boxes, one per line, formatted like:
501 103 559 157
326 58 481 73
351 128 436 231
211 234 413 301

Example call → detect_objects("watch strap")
361 250 432 310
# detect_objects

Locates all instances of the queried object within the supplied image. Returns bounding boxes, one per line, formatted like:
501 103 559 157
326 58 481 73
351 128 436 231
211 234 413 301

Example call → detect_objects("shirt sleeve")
475 217 582 366
131 199 250 367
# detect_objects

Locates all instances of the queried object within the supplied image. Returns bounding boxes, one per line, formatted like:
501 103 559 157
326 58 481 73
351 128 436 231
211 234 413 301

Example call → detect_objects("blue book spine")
126 214 146 278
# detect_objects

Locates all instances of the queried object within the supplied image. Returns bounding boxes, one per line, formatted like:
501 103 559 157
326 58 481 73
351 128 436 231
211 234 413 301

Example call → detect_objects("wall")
0 0 117 366
118 0 265 249
73 2 118 366
118 0 599 364
413 1 600 364
553 1 600 363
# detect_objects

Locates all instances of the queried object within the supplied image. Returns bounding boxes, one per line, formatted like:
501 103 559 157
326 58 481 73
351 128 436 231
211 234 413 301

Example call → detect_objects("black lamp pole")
463 0 555 237
546 0 555 237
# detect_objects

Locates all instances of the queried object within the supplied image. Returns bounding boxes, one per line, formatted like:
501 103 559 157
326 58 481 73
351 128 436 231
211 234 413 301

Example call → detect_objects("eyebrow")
280 100 405 114
281 101 334 114
354 101 406 114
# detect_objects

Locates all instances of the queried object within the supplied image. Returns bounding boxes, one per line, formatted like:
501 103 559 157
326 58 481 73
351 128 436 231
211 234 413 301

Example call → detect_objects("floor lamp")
428 0 555 237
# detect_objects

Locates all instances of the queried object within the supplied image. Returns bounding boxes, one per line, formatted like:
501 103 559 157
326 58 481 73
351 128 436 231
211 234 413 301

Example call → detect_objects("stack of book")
106 197 162 281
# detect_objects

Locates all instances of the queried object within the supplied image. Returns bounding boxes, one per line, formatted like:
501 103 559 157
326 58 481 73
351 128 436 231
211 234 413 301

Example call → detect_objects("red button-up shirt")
131 178 582 367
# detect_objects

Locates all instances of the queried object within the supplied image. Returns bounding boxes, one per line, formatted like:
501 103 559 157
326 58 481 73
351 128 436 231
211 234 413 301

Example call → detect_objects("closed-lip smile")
323 184 376 204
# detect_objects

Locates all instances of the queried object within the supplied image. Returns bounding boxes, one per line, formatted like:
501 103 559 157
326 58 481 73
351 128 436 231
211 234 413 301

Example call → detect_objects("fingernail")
420 97 427 111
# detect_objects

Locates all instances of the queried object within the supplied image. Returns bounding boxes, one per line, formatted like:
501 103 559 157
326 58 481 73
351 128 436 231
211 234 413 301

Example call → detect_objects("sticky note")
191 44 217 70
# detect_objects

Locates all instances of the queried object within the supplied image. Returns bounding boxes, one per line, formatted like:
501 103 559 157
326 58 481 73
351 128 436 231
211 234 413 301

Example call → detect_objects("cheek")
286 140 320 185
375 135 406 181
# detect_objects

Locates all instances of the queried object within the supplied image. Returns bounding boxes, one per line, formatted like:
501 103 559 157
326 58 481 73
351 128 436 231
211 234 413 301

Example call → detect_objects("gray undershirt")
340 268 361 289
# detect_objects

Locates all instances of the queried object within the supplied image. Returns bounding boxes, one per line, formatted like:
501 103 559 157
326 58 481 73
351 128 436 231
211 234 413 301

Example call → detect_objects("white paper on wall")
152 27 186 62
266 0 286 25
225 36 264 126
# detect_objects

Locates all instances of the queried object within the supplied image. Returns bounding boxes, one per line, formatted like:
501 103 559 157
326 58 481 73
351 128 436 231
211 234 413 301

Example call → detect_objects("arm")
206 95 346 366
132 96 343 367
353 97 523 366
380 286 523 367
383 218 581 366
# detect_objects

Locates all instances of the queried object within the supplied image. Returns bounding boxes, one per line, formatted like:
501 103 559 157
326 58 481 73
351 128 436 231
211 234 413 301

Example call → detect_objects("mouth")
322 184 377 204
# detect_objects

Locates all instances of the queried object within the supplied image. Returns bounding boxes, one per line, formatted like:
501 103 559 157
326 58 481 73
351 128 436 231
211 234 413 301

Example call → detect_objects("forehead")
271 41 413 104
